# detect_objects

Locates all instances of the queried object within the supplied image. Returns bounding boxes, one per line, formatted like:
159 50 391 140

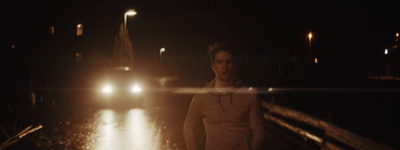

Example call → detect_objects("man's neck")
215 78 236 88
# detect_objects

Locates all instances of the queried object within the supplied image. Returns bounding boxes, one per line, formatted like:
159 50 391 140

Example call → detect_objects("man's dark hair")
207 42 238 63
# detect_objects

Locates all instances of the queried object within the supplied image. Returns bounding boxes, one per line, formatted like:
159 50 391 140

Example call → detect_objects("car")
91 66 157 108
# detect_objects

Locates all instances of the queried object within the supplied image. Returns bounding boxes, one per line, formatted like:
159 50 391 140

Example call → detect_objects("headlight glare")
131 84 142 93
102 85 113 93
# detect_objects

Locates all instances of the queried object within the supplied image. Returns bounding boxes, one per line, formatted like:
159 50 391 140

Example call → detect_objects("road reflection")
91 109 162 150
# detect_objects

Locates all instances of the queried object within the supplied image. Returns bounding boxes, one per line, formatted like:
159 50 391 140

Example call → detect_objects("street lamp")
124 9 137 31
160 48 166 62
122 9 137 65
308 32 313 60
384 49 389 76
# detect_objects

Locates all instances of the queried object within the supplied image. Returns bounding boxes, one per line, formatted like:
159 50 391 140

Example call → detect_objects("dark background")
2 0 400 88
1 1 400 149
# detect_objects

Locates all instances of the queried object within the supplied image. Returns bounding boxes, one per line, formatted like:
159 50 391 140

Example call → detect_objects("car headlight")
131 84 142 93
102 85 113 93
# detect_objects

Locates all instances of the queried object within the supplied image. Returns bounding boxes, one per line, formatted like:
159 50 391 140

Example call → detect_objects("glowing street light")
384 48 389 76
308 32 313 59
122 9 137 64
124 9 137 31
160 48 166 62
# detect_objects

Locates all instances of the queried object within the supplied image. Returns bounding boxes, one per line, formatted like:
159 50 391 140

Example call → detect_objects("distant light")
384 49 388 55
76 52 82 62
131 84 142 93
124 67 130 71
102 85 112 93
396 32 399 37
77 23 83 36
308 32 312 39
11 44 16 49
160 48 165 52
50 26 55 36
314 58 318 64
125 9 137 16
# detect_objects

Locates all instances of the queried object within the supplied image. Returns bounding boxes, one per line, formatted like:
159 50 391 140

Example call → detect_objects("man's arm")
183 97 204 150
248 95 266 150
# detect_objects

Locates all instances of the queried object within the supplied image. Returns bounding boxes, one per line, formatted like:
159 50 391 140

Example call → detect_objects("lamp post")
124 9 137 31
308 32 313 60
123 9 137 64
385 49 389 76
160 48 165 62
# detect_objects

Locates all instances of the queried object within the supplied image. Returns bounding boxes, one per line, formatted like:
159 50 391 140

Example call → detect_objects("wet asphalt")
2 93 320 150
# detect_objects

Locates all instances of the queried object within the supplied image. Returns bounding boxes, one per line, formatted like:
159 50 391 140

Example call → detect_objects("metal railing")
0 125 42 150
261 88 398 150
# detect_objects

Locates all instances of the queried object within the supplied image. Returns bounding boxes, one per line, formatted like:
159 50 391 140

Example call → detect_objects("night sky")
3 0 400 87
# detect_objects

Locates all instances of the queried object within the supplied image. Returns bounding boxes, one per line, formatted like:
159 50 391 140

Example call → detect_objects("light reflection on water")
90 109 162 150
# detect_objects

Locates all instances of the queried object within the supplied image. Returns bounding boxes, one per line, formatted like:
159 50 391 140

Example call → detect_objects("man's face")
211 50 235 82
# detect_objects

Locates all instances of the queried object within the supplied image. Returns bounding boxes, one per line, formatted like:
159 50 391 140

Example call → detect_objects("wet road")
5 93 318 150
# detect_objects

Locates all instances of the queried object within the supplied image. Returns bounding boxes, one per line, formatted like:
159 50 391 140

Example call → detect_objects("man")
183 42 266 150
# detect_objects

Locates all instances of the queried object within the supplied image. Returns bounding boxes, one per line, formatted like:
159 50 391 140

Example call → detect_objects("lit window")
77 24 83 36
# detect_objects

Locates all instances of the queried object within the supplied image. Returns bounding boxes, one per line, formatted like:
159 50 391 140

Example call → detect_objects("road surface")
2 92 319 150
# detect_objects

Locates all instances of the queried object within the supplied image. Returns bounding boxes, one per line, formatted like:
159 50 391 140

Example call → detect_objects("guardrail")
261 88 398 150
0 125 42 150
